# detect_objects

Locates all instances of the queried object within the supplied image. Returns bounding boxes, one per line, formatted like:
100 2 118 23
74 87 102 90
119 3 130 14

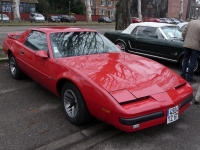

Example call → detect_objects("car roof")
28 27 97 33
122 22 176 34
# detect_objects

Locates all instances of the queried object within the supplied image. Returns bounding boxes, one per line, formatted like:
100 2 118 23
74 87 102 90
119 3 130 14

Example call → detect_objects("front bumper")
118 94 193 132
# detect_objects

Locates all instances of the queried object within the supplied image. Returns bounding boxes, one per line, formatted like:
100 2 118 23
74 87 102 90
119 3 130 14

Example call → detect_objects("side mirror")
35 50 48 58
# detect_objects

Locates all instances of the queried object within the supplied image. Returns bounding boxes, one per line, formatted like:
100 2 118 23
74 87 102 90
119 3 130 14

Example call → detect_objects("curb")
0 57 8 62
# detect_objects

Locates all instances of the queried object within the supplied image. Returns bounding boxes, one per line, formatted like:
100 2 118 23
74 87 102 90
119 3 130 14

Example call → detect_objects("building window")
91 8 94 15
110 10 114 16
107 0 112 6
100 0 105 6
85 0 93 6
99 9 105 15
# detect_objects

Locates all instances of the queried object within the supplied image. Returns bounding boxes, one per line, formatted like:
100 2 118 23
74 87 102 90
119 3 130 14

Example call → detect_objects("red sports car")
132 17 143 23
3 27 193 132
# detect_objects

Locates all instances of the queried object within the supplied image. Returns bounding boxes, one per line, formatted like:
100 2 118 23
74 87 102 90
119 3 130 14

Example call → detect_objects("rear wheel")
115 41 127 52
61 82 91 125
9 53 24 79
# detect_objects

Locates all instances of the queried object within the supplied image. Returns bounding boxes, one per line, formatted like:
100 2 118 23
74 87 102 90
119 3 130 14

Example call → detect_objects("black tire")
61 82 91 125
179 56 200 75
116 41 127 52
9 53 24 79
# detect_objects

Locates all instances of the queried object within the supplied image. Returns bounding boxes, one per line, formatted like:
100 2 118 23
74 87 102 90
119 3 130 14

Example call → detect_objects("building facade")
167 0 189 20
84 0 117 20
1 0 38 13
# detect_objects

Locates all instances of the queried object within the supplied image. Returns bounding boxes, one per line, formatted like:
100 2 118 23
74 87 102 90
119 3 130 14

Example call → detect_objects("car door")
19 30 54 88
129 26 167 57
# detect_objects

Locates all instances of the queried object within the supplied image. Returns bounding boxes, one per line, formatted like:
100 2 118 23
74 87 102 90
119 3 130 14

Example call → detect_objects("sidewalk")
0 49 8 61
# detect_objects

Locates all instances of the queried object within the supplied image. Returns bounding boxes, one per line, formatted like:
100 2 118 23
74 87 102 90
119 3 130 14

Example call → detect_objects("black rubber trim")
180 94 193 109
119 111 164 126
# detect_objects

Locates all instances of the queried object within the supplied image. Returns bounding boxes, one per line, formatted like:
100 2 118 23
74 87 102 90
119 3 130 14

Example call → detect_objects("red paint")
3 27 193 132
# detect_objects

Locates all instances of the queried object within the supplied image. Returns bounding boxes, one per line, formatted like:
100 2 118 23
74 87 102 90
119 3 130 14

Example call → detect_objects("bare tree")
179 0 184 19
138 0 142 20
115 0 131 30
85 0 92 22
12 0 20 22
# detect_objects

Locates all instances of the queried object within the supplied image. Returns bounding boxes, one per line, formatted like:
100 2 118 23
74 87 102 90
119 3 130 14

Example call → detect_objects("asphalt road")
1 26 200 150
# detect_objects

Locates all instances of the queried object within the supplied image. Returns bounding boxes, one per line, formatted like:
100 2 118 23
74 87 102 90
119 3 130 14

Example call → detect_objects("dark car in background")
104 22 200 74
160 18 173 24
169 18 180 24
98 16 112 23
132 17 142 23
48 15 60 22
58 15 76 23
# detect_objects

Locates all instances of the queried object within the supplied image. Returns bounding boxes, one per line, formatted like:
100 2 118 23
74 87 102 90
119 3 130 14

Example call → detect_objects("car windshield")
161 26 182 40
51 16 58 18
104 17 110 20
36 14 43 17
50 31 121 58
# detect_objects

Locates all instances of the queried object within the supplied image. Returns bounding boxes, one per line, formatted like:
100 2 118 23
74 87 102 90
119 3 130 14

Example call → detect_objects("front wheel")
61 82 91 125
115 41 127 52
9 53 24 79
179 56 200 75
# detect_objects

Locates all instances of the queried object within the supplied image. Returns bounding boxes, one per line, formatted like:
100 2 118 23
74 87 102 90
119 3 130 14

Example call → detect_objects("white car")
177 22 188 31
0 14 10 23
30 13 45 23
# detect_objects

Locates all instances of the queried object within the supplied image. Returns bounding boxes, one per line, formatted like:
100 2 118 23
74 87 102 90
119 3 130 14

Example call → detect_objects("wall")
167 0 189 20
4 12 101 21
47 14 101 21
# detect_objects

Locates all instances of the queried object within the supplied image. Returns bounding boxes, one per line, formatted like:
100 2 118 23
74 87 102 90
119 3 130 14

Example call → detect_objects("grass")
0 21 115 26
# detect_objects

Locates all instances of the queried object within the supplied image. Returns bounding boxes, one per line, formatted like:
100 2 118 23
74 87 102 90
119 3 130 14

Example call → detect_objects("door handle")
20 51 24 55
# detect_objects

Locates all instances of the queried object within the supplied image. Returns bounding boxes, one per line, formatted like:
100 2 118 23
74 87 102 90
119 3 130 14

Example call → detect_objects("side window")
131 27 137 35
133 26 146 37
141 27 157 38
156 29 164 39
24 30 48 51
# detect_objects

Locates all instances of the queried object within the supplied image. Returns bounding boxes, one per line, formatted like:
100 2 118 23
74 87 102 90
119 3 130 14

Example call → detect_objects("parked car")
168 18 180 24
160 18 173 24
98 16 112 23
145 17 161 22
0 14 10 23
58 15 76 23
48 15 60 22
104 22 200 74
29 13 45 23
132 17 142 23
177 22 188 31
2 27 193 132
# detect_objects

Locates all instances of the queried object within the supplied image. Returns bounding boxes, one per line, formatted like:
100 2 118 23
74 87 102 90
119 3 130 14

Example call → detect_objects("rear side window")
24 30 48 51
132 26 158 38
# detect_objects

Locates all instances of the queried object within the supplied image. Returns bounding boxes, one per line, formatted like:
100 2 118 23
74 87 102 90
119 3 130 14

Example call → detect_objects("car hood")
57 52 186 97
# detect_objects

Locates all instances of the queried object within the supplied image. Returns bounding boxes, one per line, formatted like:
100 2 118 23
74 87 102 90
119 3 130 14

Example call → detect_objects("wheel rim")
64 89 78 118
10 57 16 75
117 42 126 51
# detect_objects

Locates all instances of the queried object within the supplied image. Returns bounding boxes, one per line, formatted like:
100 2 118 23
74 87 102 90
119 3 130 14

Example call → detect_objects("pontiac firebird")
3 27 193 132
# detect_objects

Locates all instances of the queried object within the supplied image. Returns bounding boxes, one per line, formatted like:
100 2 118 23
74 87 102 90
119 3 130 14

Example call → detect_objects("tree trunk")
12 0 20 22
137 0 142 20
85 0 92 22
115 0 131 30
179 0 184 19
